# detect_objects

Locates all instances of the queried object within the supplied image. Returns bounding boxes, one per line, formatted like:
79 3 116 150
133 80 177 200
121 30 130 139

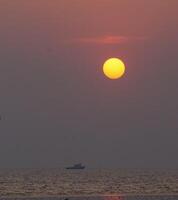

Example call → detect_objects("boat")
66 163 85 170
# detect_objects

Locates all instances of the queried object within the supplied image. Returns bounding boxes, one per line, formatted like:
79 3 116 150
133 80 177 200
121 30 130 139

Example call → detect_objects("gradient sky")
0 0 178 168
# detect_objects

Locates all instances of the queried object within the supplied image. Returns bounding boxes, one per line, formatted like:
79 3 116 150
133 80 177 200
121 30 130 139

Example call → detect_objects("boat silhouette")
66 163 85 170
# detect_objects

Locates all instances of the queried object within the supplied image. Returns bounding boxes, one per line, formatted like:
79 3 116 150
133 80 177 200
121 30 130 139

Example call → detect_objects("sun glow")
103 58 126 79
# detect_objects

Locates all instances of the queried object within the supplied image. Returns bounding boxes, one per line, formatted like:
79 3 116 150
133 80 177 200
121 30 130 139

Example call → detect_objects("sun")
103 58 126 79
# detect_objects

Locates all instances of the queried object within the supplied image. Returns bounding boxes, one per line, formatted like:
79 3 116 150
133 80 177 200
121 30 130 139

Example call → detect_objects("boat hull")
66 166 85 170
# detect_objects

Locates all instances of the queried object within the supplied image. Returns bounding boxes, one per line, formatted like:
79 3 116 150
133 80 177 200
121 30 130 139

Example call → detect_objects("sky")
0 0 178 168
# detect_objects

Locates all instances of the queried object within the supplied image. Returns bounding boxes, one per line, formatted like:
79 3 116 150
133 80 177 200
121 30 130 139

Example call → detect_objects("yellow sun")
103 58 126 79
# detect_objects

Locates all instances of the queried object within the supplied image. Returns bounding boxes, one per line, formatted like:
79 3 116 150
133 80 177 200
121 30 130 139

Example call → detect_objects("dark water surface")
0 169 177 197
1 196 178 200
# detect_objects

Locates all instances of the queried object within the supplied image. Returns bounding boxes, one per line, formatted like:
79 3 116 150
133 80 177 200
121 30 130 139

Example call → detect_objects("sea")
0 169 178 200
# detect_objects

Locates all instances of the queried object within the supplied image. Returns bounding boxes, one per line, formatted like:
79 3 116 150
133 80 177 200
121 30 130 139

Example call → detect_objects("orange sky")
0 0 178 167
1 0 178 39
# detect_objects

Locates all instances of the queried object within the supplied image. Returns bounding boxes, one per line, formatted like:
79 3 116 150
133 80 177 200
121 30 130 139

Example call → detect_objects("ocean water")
0 169 178 198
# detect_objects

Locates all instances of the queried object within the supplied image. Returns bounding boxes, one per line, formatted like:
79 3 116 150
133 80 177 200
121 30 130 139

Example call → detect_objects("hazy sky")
0 0 178 168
